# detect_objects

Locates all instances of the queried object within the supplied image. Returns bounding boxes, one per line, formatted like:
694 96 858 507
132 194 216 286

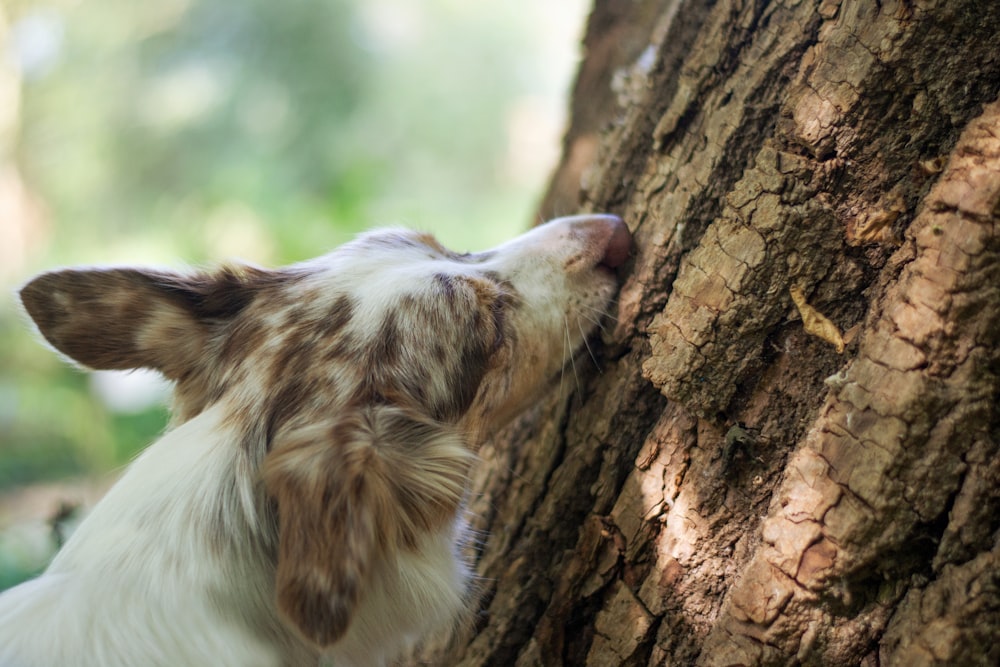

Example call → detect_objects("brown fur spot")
368 312 401 367
220 318 268 364
444 314 512 423
344 274 523 423
152 265 289 320
433 342 448 363
415 232 447 254
264 380 314 445
319 294 356 337
269 334 317 386
435 273 457 302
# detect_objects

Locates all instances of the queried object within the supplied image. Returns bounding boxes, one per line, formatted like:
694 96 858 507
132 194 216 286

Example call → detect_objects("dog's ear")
261 405 473 647
19 265 276 379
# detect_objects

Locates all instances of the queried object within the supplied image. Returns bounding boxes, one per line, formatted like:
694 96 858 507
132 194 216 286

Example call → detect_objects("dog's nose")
537 213 633 270
598 215 632 269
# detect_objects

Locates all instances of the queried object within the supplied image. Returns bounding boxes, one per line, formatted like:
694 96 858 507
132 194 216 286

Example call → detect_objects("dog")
0 214 631 667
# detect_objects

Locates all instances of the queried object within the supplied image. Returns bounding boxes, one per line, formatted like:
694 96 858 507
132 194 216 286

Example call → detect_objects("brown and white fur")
0 214 631 667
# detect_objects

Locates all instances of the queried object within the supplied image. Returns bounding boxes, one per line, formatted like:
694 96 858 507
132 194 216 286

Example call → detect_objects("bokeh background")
0 0 589 590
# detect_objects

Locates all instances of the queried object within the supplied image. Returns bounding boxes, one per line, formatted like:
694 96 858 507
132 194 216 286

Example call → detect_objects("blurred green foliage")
0 0 587 587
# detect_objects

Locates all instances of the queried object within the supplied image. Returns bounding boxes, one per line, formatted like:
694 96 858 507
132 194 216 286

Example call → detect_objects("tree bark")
426 1 1000 665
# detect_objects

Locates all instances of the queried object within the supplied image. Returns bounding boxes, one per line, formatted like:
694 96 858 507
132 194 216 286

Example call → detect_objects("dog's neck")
20 404 312 664
50 405 272 584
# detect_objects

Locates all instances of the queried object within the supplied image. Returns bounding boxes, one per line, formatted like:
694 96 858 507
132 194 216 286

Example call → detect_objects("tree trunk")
427 1 1000 665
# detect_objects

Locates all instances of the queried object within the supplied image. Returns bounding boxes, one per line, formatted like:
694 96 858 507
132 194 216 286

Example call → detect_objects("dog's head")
19 214 631 646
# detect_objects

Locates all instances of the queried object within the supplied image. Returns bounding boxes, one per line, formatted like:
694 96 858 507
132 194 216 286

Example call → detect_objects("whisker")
579 302 611 319
558 315 567 395
564 315 581 395
578 311 607 332
578 303 610 321
577 317 600 368
575 310 609 338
